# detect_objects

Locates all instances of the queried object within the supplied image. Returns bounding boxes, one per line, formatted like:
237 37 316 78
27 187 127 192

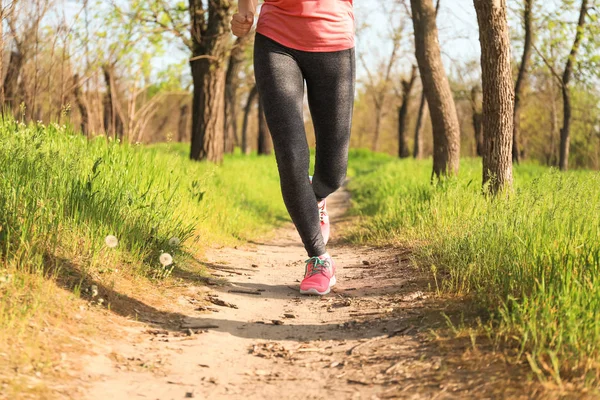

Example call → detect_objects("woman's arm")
238 0 258 18
232 0 258 37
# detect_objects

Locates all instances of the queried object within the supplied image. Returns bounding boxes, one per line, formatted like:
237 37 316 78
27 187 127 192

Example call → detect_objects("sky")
354 0 482 78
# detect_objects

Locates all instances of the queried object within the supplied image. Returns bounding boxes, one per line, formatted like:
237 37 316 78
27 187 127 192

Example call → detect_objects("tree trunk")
412 0 440 160
242 85 258 155
224 34 253 154
189 0 232 163
470 86 483 157
413 90 427 159
559 0 588 171
3 51 23 112
549 83 559 166
410 0 461 178
474 0 514 194
102 64 125 140
178 103 190 143
0 8 4 107
257 96 273 155
372 105 383 152
72 74 89 136
398 66 417 158
512 0 534 164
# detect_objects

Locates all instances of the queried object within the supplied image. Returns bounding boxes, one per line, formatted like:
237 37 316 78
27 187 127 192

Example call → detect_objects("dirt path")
81 189 535 400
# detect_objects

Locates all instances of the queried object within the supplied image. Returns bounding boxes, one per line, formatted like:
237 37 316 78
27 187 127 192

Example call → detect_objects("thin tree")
0 3 4 107
412 85 427 159
474 0 514 194
360 25 402 152
411 0 440 160
241 84 258 155
558 0 589 171
4 0 52 120
102 64 125 140
512 0 534 164
224 33 254 154
534 0 590 171
397 66 417 158
72 74 90 136
470 86 483 156
178 103 190 142
257 96 272 155
410 0 460 178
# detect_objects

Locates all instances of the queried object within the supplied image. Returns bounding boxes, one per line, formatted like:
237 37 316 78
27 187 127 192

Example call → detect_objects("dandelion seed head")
168 237 180 247
105 235 119 248
159 253 173 267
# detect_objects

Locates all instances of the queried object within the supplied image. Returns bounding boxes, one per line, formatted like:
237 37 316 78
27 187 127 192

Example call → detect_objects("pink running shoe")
300 254 336 295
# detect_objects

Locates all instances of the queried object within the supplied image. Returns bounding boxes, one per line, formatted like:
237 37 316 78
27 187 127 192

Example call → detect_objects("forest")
1 0 600 398
1 0 598 171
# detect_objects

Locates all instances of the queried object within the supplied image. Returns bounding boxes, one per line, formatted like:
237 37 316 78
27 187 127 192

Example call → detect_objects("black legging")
254 33 355 257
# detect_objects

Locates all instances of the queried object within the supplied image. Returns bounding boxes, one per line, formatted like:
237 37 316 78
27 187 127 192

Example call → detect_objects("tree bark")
559 0 588 171
242 85 258 155
410 0 461 178
413 89 427 159
257 96 272 155
474 0 514 194
470 86 483 157
398 66 417 158
512 0 534 164
412 0 441 161
72 74 89 136
224 33 253 154
189 0 232 163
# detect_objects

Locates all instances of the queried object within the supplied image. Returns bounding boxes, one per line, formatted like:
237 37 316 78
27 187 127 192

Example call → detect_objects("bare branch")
532 43 563 85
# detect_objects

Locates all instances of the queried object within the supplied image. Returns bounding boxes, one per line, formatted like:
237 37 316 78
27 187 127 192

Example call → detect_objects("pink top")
256 0 355 52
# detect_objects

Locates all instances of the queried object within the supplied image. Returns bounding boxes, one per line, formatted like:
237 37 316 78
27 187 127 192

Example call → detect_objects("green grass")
4 118 600 391
0 119 287 277
346 150 600 386
0 119 287 395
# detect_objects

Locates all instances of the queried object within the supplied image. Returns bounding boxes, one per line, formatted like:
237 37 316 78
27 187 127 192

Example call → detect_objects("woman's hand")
231 13 254 37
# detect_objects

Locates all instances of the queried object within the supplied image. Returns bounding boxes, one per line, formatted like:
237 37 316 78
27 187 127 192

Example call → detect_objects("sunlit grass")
346 150 600 386
0 119 287 395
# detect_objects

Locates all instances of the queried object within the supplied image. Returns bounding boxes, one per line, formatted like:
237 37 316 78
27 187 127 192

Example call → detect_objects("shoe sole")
300 275 336 296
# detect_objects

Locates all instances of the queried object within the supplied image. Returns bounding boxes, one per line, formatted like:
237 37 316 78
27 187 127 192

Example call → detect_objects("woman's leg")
254 34 326 257
302 48 356 201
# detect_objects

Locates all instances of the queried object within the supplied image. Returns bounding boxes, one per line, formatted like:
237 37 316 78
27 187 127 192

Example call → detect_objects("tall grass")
0 119 287 394
0 119 286 278
346 150 600 385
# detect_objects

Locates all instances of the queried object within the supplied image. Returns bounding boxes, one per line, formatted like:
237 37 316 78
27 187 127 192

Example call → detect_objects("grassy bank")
346 149 600 386
0 120 286 396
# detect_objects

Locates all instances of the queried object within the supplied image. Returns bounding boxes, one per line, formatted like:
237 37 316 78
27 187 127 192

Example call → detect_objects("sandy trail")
82 189 533 400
